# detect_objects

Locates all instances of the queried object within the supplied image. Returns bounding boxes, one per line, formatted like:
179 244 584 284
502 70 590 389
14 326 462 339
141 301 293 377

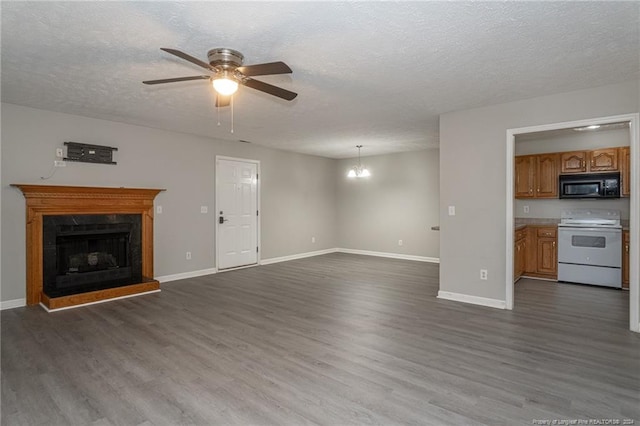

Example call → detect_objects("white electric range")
557 209 622 288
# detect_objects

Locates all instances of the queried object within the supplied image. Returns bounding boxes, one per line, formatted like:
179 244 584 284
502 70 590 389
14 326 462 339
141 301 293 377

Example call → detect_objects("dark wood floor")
2 253 639 425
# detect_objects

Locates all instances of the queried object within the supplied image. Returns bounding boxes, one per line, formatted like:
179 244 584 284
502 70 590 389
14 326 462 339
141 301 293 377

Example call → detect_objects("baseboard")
437 291 506 309
337 248 440 264
156 248 437 279
0 298 26 310
156 268 217 283
260 248 338 265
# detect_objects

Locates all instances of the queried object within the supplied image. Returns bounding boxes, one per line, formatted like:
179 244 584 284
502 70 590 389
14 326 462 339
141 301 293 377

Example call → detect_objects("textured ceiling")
2 2 639 159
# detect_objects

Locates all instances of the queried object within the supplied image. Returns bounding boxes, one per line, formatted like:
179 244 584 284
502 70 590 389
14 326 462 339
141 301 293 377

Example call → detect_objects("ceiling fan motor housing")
207 48 244 69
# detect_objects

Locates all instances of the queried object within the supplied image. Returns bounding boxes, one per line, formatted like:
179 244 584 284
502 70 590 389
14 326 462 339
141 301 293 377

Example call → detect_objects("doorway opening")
506 114 639 332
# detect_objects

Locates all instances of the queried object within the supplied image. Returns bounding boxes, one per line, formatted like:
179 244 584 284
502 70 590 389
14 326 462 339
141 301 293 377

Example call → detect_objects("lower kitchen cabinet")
514 225 558 281
514 228 528 282
623 230 630 289
536 227 557 277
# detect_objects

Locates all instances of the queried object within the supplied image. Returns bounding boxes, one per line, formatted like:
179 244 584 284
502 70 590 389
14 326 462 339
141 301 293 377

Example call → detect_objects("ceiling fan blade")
143 75 210 85
242 78 298 101
160 48 214 71
216 95 231 107
237 61 292 76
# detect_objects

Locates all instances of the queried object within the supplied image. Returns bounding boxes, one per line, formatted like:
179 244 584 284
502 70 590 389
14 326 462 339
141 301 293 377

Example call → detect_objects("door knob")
219 216 228 224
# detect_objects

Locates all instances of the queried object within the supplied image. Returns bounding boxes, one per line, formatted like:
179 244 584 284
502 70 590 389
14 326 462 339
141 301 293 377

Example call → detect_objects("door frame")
215 155 261 271
505 113 639 333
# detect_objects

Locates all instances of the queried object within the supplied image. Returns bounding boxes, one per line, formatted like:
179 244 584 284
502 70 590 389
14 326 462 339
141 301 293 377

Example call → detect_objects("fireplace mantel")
12 184 165 310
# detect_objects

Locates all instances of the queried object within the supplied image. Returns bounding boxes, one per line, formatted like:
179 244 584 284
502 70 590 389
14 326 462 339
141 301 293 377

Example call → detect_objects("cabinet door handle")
552 242 556 248
626 244 629 253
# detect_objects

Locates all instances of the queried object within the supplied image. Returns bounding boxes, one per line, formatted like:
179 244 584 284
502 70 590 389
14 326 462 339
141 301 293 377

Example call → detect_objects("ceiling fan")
143 48 297 106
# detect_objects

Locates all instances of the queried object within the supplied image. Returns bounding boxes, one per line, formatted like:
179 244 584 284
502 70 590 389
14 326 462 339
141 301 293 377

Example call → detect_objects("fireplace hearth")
12 184 164 310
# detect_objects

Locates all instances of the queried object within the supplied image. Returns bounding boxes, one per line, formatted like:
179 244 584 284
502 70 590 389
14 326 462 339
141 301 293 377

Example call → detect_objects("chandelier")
347 145 371 178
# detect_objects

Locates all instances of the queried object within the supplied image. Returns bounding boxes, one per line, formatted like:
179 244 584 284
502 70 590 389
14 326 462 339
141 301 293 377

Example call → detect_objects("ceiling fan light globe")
213 78 238 96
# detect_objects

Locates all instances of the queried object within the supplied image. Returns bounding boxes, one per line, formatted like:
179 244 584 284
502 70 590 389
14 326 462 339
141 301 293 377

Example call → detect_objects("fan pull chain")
230 95 234 134
217 100 221 126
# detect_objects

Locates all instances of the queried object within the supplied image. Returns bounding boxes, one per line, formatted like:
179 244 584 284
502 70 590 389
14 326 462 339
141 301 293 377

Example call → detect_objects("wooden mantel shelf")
12 184 164 200
12 184 165 310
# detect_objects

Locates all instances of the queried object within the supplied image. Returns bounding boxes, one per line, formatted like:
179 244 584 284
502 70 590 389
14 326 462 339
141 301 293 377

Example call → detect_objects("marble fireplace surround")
12 184 164 310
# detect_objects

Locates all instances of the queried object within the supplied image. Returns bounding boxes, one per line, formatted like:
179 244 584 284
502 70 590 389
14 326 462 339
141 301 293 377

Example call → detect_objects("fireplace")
12 184 164 310
43 214 142 298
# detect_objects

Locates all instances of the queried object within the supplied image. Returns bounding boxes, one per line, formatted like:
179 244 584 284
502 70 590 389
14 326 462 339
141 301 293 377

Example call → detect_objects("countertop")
515 218 560 230
515 218 629 231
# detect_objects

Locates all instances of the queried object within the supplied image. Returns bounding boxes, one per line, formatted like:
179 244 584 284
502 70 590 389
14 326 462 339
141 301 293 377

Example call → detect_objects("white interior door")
216 158 259 270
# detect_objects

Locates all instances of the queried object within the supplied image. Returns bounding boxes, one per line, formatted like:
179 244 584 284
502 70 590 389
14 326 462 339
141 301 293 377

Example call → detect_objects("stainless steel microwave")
559 172 620 199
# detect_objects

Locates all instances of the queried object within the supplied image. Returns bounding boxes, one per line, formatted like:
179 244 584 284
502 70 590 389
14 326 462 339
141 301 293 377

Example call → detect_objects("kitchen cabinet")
514 228 528 282
514 225 557 280
515 156 535 198
536 228 557 276
589 148 618 171
620 146 630 197
622 230 630 289
514 154 558 199
560 151 587 173
559 147 620 174
536 154 558 198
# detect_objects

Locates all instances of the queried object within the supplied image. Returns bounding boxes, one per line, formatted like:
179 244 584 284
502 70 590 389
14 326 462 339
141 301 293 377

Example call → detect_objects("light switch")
201 206 208 214
448 206 456 216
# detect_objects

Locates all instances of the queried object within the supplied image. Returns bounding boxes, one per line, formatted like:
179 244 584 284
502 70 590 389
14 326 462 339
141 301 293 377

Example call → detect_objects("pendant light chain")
347 145 370 178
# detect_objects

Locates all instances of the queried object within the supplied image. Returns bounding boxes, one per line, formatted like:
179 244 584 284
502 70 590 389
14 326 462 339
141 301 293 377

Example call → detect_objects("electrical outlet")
201 206 208 214
311 236 316 243
398 239 403 246
448 206 456 216
157 206 163 214
56 148 64 158
480 269 488 280
186 252 192 260
54 160 66 167
523 205 530 214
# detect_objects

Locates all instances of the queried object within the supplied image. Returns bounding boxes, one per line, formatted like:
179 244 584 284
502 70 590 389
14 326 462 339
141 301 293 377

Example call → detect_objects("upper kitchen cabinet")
589 148 618 171
560 147 620 173
560 151 587 173
515 153 558 199
619 146 630 197
536 154 558 198
515 156 535 198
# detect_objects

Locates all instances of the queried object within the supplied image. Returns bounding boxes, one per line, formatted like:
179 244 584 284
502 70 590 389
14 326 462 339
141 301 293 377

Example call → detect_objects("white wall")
439 80 639 302
1 103 338 302
515 126 631 220
515 126 629 155
336 149 440 259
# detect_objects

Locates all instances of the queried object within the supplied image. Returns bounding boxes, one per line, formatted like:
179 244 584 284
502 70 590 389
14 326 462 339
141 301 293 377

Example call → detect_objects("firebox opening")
43 215 143 298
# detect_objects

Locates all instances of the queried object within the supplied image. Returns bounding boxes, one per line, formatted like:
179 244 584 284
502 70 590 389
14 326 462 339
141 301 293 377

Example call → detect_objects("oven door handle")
559 227 621 232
